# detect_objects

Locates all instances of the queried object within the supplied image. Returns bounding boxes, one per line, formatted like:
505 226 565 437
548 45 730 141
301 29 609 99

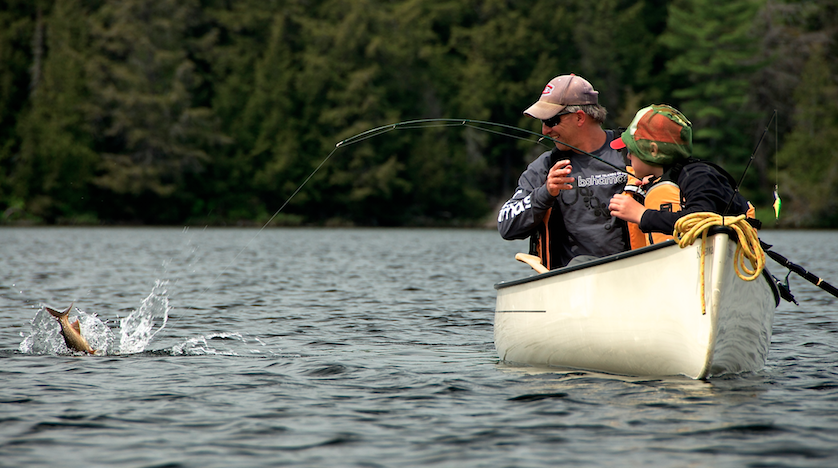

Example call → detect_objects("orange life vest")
626 181 682 249
626 175 757 250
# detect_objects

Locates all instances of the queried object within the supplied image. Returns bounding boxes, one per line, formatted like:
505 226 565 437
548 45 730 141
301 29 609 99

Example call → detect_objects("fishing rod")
719 109 838 301
336 118 634 176
722 110 777 216
197 118 627 297
249 117 633 239
759 241 838 302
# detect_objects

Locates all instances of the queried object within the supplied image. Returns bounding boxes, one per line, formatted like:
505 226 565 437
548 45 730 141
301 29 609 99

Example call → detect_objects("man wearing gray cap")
497 74 630 269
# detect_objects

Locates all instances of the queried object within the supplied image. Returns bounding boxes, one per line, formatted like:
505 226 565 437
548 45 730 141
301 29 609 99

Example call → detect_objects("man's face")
541 110 580 151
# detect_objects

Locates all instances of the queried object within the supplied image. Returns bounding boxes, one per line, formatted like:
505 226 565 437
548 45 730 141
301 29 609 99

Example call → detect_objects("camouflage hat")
523 74 599 119
610 105 692 166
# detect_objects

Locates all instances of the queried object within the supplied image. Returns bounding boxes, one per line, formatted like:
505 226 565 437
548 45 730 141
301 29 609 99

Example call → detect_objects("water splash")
18 279 282 357
21 308 74 355
119 280 169 354
171 332 274 356
19 280 170 356
19 307 114 355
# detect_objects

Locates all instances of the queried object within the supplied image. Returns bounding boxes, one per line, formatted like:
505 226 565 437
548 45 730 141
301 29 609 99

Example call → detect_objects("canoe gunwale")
495 227 780 307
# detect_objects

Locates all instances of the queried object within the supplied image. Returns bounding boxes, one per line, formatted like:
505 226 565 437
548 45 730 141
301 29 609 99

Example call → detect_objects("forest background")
1 0 836 228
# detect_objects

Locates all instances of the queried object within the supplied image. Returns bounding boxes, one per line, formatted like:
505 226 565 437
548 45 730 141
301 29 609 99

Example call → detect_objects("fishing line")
722 110 778 218
712 109 838 301
773 110 781 220
337 118 634 176
188 146 342 298
206 119 551 288
231 117 632 271
167 145 343 327
167 117 630 325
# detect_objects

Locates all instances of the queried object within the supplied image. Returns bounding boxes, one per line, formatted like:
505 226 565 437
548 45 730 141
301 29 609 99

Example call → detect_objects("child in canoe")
607 104 757 248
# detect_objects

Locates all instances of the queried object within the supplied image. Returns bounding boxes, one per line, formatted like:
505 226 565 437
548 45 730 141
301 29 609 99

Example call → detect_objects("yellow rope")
673 213 766 314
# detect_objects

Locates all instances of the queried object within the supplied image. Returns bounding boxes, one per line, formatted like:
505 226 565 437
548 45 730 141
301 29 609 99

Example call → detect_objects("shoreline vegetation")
2 1 837 228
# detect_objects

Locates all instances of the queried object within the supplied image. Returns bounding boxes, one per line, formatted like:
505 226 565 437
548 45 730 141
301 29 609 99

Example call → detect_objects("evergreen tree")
445 1 574 211
661 0 764 169
87 0 221 223
776 45 838 227
0 0 40 218
199 1 298 223
288 0 417 225
0 0 834 226
569 0 658 126
12 0 97 223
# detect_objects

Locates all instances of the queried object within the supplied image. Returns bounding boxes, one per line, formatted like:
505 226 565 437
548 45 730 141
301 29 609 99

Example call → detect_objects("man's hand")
546 159 574 196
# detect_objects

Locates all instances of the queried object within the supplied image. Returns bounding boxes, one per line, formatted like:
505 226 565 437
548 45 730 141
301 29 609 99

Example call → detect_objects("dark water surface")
1 227 837 467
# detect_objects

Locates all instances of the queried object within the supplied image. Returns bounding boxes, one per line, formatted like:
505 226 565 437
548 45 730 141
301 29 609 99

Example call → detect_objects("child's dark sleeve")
638 165 736 234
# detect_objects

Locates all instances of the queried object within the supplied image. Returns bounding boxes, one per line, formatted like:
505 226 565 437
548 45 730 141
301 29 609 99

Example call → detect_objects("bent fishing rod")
336 118 634 176
197 118 629 299
268 117 634 232
190 113 837 323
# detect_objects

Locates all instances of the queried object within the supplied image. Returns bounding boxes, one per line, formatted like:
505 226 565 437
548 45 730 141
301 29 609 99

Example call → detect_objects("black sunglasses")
541 110 574 128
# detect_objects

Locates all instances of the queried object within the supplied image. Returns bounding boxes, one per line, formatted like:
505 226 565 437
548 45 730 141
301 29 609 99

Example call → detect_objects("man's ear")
573 110 586 127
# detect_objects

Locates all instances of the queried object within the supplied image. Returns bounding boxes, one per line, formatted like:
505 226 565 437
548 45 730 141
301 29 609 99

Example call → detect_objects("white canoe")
494 229 779 379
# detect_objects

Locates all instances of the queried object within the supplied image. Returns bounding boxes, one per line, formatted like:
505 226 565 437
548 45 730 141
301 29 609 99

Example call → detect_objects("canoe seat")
515 253 549 274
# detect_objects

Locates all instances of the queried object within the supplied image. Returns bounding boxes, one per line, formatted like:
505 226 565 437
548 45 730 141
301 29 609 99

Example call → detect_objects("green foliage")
84 0 223 222
0 1 37 217
0 0 835 226
12 0 98 223
661 0 763 163
776 45 838 227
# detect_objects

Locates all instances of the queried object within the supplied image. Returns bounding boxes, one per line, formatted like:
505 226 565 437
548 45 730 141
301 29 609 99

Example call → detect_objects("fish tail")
45 303 73 319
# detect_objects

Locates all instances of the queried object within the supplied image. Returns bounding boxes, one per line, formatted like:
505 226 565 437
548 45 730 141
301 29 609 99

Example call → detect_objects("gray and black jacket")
497 130 630 269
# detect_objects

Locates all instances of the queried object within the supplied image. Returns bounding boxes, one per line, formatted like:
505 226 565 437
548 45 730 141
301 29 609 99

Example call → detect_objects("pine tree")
776 45 838 227
661 0 764 168
0 1 40 218
13 0 97 223
87 0 222 223
290 0 413 225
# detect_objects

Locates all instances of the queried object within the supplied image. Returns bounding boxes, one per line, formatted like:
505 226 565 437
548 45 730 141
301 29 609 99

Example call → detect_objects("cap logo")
541 84 554 95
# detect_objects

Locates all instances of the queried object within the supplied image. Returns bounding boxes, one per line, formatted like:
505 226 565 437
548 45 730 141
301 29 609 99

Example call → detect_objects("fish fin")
71 319 81 334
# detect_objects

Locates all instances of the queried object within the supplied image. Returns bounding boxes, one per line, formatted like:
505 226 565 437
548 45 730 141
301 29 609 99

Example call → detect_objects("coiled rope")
673 213 766 315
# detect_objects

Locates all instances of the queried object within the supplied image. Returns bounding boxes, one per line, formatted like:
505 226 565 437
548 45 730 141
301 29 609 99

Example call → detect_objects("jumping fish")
46 304 96 354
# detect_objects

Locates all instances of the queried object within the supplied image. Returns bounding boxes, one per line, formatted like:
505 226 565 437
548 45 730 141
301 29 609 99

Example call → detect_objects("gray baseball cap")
523 74 599 119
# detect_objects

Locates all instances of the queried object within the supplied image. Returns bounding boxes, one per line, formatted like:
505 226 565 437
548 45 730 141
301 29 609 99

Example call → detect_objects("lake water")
1 227 837 467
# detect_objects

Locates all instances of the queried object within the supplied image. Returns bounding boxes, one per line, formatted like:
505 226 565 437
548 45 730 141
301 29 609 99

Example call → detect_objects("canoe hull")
494 232 778 379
